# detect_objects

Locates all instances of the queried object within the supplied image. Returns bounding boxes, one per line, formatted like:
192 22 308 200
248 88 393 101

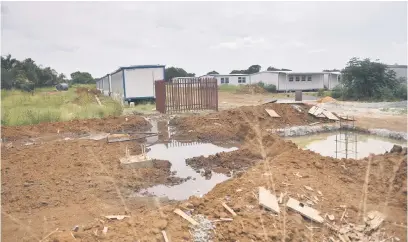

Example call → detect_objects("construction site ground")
1 93 407 242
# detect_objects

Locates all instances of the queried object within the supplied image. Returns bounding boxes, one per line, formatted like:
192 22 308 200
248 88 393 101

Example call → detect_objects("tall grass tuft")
1 85 124 126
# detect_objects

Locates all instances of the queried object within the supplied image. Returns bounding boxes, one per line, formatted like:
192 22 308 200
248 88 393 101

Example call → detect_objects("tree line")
1 54 94 91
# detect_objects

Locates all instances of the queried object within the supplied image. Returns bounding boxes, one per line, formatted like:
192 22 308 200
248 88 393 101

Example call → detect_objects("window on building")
307 76 312 82
289 76 294 82
238 77 246 83
301 75 306 81
337 75 340 82
225 77 229 83
295 76 300 82
221 77 225 84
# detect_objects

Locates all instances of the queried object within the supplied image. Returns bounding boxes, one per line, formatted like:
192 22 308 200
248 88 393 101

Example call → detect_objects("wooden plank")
161 230 170 242
322 110 339 121
173 209 198 225
258 187 280 214
286 197 324 223
222 202 237 217
265 109 281 118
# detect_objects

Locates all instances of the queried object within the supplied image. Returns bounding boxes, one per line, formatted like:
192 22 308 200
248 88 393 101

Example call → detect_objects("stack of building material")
308 106 339 121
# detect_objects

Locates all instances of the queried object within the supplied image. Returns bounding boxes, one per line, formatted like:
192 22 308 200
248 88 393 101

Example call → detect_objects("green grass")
218 84 242 92
1 85 123 126
123 101 156 115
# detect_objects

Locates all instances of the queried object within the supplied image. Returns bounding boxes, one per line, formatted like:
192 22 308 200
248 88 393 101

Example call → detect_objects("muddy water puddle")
137 140 238 200
287 131 406 159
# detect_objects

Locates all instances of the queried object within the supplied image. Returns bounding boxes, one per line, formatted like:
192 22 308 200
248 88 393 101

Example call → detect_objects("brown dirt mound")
236 84 267 94
1 116 150 141
170 103 330 141
317 96 337 103
76 87 102 96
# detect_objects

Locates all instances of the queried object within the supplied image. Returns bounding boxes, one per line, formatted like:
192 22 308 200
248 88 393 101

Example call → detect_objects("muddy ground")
1 102 407 242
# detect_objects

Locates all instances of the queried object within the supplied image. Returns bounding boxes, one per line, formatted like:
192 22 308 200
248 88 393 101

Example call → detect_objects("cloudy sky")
1 1 407 78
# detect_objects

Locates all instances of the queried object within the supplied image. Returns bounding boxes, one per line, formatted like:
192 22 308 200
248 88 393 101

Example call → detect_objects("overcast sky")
1 1 407 78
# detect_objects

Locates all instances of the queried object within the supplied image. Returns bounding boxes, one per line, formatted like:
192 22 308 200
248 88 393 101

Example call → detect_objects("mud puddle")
137 140 238 200
287 131 406 159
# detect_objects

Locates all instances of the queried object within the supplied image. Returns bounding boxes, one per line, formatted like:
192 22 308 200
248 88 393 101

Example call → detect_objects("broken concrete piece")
119 155 152 168
265 109 281 118
322 110 339 121
72 225 79 232
286 197 324 223
364 211 385 231
258 187 280 214
328 214 335 221
173 209 198 226
105 215 130 220
102 226 108 235
222 202 237 217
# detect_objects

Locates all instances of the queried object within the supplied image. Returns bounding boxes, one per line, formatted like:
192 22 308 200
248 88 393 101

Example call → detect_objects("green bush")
394 83 407 100
257 82 276 93
331 85 343 99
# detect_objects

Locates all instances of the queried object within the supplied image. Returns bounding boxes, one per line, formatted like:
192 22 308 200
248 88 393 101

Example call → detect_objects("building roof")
111 64 165 75
387 65 408 68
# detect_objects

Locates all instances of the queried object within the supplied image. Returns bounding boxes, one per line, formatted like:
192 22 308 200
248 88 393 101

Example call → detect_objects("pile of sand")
236 84 267 94
317 96 337 103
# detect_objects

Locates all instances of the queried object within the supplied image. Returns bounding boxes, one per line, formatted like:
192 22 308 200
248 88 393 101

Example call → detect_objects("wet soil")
1 102 407 242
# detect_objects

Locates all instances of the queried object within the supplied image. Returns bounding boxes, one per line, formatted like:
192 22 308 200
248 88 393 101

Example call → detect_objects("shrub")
331 85 343 99
394 83 407 100
257 82 276 93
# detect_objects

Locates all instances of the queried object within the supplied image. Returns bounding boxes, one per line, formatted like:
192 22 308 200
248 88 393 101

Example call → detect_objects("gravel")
189 214 215 242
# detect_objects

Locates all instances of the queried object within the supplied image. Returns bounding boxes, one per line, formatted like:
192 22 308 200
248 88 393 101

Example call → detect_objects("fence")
155 78 218 114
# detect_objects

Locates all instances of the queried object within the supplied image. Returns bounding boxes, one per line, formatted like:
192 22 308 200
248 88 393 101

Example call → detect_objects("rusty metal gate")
155 78 218 114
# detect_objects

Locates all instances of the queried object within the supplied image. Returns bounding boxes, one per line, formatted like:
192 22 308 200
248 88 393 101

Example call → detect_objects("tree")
323 69 340 72
340 57 400 100
165 67 195 81
230 65 262 74
267 66 292 71
207 70 219 75
70 71 94 84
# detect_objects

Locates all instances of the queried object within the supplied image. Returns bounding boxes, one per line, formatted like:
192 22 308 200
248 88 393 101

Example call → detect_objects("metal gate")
155 78 218 114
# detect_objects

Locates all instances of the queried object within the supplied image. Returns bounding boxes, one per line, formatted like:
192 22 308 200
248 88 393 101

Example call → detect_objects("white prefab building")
200 74 250 86
203 71 341 92
96 79 102 91
109 65 165 102
387 65 407 80
101 74 111 96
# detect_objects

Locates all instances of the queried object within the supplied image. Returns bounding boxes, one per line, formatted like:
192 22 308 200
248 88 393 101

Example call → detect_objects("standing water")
286 131 406 159
137 140 238 200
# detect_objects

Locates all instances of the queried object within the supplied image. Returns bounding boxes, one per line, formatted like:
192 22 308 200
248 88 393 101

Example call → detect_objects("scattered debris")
162 230 170 242
317 190 323 196
102 226 108 235
308 106 339 120
265 109 281 118
212 218 233 222
364 211 385 232
309 122 320 126
95 95 102 106
327 214 335 221
294 172 303 178
72 225 79 232
174 209 199 226
105 215 130 220
286 197 324 223
304 185 314 191
222 202 237 217
291 104 303 113
262 99 278 104
258 187 280 214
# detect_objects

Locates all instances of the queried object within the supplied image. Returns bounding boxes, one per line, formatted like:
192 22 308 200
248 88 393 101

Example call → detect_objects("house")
202 71 341 92
387 65 407 80
106 64 165 102
200 74 250 86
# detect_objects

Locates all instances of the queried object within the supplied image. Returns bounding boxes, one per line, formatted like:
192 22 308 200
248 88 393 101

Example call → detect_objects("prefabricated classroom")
200 71 342 91
96 64 165 102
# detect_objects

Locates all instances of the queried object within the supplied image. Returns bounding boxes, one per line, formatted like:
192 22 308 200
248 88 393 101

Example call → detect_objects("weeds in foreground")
1 86 123 126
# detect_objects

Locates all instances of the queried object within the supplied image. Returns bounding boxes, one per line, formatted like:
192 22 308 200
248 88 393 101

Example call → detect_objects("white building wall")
110 70 124 101
124 67 164 99
215 75 249 85
329 73 340 89
250 72 279 86
102 75 110 96
388 66 407 80
281 74 324 91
